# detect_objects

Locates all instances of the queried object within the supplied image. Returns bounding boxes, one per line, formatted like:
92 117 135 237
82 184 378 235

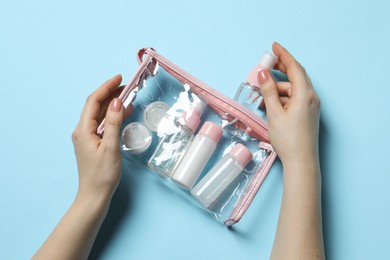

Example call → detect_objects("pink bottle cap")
199 121 223 143
182 98 207 132
182 110 201 132
229 143 252 167
246 51 278 88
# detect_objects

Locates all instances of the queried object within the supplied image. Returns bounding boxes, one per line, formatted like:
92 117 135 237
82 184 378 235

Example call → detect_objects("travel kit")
98 48 278 226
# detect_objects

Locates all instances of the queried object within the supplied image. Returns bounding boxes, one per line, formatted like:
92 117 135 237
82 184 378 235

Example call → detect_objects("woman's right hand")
258 42 321 169
263 43 325 260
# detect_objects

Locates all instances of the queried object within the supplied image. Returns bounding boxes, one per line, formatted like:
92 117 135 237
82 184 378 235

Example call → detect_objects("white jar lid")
143 101 170 132
121 122 152 154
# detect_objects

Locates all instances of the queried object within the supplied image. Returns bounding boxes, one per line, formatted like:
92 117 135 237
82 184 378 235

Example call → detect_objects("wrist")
74 189 112 217
280 143 319 168
281 153 321 177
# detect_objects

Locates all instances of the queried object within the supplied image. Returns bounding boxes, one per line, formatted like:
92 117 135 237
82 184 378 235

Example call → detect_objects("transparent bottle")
191 143 252 209
148 99 207 177
171 121 223 190
233 52 278 112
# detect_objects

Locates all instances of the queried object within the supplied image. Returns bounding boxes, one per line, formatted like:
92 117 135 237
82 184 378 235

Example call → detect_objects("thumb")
102 98 124 150
258 69 283 117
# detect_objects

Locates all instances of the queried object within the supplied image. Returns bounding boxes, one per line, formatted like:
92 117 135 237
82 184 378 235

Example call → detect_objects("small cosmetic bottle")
148 99 207 177
233 52 278 111
191 143 252 209
171 121 223 190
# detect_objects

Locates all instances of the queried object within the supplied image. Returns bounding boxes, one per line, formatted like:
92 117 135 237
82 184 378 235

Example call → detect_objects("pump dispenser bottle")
233 52 278 111
171 121 223 190
148 99 207 177
191 143 252 209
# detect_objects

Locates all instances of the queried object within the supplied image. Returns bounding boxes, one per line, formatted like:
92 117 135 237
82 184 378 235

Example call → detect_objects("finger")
258 82 291 108
79 74 122 133
260 96 290 108
258 69 284 117
279 96 290 106
90 75 123 103
96 85 126 124
102 98 124 151
304 71 315 90
274 60 287 74
276 82 292 97
272 42 308 92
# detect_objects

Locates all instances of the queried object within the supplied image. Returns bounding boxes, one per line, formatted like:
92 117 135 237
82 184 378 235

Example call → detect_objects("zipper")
140 48 270 142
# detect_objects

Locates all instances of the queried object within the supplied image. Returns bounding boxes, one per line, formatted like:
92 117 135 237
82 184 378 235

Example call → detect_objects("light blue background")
1 0 389 259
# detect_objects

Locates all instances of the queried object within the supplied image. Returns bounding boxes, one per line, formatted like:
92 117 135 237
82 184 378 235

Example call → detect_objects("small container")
233 52 278 112
143 101 170 132
191 143 252 209
121 122 152 154
148 98 207 177
171 121 223 190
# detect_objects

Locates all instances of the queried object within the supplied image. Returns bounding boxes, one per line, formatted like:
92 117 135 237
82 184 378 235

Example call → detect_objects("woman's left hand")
72 74 127 202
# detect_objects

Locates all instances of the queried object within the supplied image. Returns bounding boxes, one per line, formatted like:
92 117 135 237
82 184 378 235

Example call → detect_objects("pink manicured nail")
112 98 122 112
258 69 269 85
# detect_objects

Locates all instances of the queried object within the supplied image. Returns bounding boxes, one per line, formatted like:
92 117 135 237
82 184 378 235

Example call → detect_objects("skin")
33 43 324 259
33 75 127 260
261 43 325 259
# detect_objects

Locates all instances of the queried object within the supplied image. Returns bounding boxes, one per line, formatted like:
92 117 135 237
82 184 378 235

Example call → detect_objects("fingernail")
112 98 122 112
258 69 269 85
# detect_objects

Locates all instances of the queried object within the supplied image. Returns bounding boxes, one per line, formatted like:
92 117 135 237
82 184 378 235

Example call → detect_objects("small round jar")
143 101 170 132
121 122 152 154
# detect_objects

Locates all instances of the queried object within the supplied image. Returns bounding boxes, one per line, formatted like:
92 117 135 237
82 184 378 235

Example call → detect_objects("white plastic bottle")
171 121 223 190
233 52 278 112
191 143 252 209
148 99 207 177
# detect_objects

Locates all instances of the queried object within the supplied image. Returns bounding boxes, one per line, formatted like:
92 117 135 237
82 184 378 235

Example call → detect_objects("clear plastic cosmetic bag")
98 48 277 226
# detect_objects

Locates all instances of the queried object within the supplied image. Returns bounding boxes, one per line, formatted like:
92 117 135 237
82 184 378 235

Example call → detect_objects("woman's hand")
259 42 321 169
33 75 130 260
72 74 126 202
260 43 325 260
